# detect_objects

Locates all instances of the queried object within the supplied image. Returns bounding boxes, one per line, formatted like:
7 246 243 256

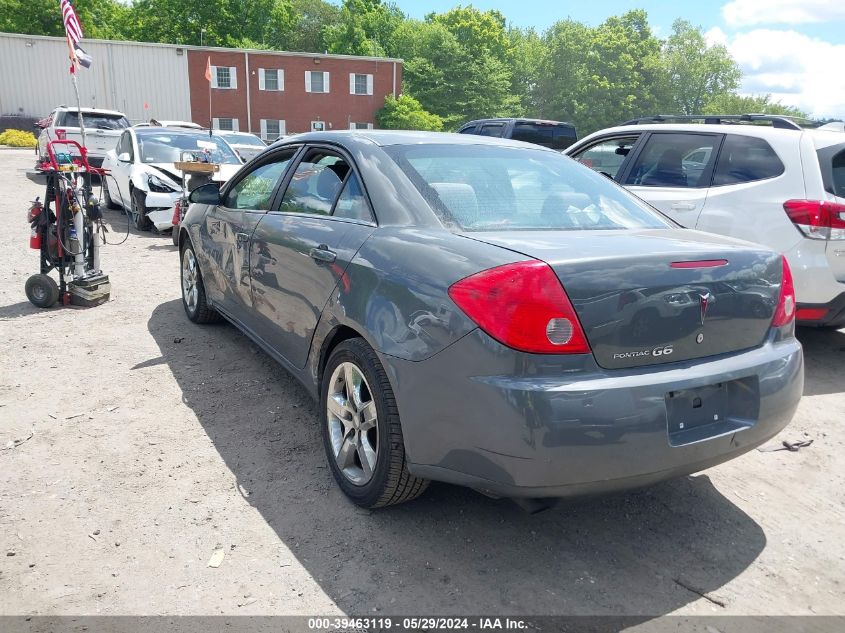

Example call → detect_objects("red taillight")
772 256 796 327
796 307 828 321
55 128 67 140
783 199 845 240
171 199 182 226
448 261 591 354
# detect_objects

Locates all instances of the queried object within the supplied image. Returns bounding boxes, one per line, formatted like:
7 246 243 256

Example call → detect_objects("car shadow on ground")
146 299 783 617
796 327 845 397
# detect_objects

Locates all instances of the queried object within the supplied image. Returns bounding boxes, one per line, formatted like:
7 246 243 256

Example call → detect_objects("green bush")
0 129 37 148
376 94 444 132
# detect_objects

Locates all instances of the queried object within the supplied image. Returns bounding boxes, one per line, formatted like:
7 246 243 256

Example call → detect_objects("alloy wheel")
326 361 378 485
182 248 199 314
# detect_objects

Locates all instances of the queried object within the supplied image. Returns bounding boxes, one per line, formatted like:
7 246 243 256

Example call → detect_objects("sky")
389 0 845 119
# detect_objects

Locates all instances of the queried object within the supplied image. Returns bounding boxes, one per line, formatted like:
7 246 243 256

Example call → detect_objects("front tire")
131 189 152 231
181 242 220 324
25 274 59 308
321 338 428 508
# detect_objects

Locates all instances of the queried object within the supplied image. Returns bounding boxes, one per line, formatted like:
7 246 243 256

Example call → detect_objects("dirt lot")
1 147 844 619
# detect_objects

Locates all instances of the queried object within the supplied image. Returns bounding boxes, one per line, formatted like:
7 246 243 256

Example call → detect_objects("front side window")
279 151 351 216
388 144 673 232
117 132 134 161
572 136 639 180
223 150 295 210
712 135 785 186
625 133 720 188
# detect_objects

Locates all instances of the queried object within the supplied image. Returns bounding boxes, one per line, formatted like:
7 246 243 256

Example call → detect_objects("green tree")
507 26 544 115
703 93 808 118
286 0 341 52
662 19 741 115
0 0 129 40
323 0 404 57
376 94 443 130
535 11 666 134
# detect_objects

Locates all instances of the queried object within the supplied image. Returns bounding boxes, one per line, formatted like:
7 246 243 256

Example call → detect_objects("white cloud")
723 0 845 27
719 29 845 118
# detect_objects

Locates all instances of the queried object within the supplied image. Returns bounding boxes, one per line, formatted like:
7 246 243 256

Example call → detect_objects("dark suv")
458 118 578 150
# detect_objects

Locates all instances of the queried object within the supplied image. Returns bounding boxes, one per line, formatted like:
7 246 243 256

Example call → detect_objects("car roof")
56 106 126 117
577 123 810 142
133 127 221 137
462 117 575 127
272 130 557 150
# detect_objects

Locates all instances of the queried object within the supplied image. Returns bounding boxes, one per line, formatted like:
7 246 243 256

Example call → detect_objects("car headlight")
148 174 177 193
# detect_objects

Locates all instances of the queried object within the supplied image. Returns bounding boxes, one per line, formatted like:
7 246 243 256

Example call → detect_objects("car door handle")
309 245 337 263
236 232 250 243
670 202 697 211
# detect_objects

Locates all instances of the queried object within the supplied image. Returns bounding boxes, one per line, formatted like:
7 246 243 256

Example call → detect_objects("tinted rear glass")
511 122 577 149
58 112 129 130
828 148 845 197
387 144 672 232
712 135 785 186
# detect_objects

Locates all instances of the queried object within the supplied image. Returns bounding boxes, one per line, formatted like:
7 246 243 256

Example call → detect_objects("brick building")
188 49 402 140
0 32 402 137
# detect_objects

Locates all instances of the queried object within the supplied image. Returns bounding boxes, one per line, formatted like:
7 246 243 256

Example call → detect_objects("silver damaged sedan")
178 131 803 508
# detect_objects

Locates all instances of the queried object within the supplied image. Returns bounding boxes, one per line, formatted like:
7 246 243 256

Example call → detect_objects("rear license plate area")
665 377 758 447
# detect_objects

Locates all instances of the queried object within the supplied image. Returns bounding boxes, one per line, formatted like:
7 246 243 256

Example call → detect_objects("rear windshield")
137 133 241 164
58 112 130 130
510 122 577 150
387 144 673 232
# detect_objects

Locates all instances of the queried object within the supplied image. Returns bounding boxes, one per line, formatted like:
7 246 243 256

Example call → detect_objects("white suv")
36 106 130 168
566 115 845 329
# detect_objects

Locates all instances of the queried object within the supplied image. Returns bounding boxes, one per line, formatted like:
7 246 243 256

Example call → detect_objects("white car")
36 106 130 167
101 127 243 231
213 130 268 162
566 115 845 329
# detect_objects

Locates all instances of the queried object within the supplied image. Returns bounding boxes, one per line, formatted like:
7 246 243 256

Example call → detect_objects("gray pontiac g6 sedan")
178 131 803 509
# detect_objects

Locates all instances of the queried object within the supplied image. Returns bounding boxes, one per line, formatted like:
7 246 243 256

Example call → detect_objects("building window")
350 73 373 95
260 119 286 141
349 122 373 130
210 65 237 89
212 117 238 131
259 68 284 91
306 71 329 93
311 121 326 132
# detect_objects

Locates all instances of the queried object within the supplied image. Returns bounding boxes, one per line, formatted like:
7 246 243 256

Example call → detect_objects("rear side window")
625 133 719 188
458 125 477 134
511 122 577 150
57 111 130 130
712 135 785 186
823 147 845 197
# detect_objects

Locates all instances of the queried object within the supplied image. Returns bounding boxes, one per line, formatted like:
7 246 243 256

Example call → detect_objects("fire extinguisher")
28 197 43 250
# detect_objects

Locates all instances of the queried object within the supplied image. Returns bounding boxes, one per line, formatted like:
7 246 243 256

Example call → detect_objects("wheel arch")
317 324 367 390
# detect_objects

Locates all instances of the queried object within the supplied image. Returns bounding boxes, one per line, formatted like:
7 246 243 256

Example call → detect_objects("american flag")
60 0 83 44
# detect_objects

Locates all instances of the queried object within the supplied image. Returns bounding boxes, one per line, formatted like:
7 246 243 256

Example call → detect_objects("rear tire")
131 189 152 231
171 227 179 248
25 274 59 308
180 241 221 324
321 338 428 508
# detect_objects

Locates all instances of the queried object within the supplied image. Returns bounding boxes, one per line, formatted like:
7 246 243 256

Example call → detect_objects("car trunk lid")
462 229 781 369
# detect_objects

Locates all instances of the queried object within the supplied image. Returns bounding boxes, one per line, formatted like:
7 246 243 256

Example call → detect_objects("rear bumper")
385 330 803 499
797 292 845 328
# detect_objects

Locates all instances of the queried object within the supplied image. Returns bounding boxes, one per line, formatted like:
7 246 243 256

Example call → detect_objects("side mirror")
117 152 131 162
189 183 221 205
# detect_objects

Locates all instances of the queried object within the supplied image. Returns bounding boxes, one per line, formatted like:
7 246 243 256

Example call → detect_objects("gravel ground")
0 148 843 618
